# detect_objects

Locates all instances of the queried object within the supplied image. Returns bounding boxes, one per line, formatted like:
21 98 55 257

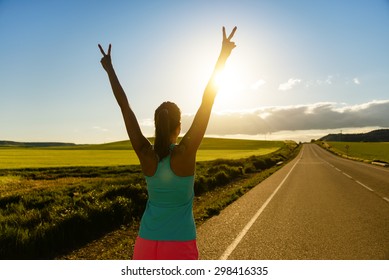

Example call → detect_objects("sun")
213 67 244 110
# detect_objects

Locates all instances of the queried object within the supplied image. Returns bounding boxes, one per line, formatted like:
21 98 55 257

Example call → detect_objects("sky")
0 0 388 144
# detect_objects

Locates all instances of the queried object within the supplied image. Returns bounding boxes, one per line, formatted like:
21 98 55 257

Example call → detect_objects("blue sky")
1 0 388 143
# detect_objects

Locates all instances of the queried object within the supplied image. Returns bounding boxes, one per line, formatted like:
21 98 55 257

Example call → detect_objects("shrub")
252 158 266 170
194 175 207 195
0 181 147 259
215 171 229 185
244 165 256 174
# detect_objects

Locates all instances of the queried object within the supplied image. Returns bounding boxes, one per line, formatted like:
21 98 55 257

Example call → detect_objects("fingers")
98 44 112 56
222 26 237 41
98 44 106 56
228 26 237 40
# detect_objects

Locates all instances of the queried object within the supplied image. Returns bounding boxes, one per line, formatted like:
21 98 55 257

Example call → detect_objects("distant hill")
0 140 76 147
0 137 285 150
81 137 283 150
320 129 389 142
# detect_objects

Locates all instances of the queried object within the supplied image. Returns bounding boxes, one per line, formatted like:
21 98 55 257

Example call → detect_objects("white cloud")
305 75 335 88
251 79 266 90
93 126 109 132
353 77 361 85
180 100 389 136
334 100 388 113
325 75 333 85
278 78 302 91
139 118 154 127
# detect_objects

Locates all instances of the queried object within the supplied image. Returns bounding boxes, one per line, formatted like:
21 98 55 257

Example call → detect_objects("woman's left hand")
221 26 237 56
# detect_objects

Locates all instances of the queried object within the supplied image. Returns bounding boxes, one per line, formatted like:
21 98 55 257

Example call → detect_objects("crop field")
325 142 389 163
0 138 284 169
0 139 299 259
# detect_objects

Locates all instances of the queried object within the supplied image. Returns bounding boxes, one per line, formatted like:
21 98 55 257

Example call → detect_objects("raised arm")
98 44 151 158
180 26 237 155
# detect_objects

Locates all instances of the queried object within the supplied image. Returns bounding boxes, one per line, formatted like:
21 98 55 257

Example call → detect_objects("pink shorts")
133 237 199 260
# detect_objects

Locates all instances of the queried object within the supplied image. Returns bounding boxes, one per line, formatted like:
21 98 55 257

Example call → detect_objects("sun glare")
213 66 245 110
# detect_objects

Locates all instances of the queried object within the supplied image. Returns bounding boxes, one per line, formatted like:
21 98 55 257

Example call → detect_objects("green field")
0 138 284 169
325 142 389 162
0 140 300 259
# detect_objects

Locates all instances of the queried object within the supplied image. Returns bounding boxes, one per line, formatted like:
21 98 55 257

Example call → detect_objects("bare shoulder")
138 145 158 177
171 144 196 177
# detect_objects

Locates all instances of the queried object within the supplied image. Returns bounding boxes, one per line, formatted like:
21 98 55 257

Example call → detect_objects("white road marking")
343 172 352 179
219 156 301 260
355 181 374 192
321 157 375 193
316 145 389 205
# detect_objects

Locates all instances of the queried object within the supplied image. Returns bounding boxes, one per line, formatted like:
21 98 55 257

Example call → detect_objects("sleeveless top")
138 144 196 241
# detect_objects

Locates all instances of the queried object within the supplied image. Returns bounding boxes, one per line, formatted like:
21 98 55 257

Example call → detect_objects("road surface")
197 144 389 259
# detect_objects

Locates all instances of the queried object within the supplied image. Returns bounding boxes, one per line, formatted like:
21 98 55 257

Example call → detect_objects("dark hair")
154 102 181 160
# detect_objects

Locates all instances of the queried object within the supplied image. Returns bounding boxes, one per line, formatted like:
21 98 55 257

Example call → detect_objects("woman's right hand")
98 44 113 72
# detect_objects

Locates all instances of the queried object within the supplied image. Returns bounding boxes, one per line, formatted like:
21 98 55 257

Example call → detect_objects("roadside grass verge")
316 141 389 164
0 141 299 259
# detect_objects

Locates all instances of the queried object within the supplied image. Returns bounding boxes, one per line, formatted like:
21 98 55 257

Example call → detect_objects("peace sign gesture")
221 26 237 56
98 43 113 72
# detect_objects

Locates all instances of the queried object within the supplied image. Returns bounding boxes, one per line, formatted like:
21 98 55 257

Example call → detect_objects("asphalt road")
197 144 389 259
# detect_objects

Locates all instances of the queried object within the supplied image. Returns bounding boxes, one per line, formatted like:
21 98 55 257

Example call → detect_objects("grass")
61 163 293 260
60 143 302 260
0 138 284 169
0 149 139 168
0 139 299 259
319 141 389 163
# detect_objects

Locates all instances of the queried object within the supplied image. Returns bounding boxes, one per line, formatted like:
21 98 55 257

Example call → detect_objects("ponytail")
154 102 181 161
154 109 170 160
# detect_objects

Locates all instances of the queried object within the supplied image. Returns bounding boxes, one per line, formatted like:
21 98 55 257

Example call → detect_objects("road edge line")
219 154 302 260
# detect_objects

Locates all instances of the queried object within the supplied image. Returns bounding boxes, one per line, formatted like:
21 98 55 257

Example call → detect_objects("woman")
98 26 237 260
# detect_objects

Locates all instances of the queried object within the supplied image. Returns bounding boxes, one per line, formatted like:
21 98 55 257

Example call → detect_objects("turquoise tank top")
139 145 196 241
